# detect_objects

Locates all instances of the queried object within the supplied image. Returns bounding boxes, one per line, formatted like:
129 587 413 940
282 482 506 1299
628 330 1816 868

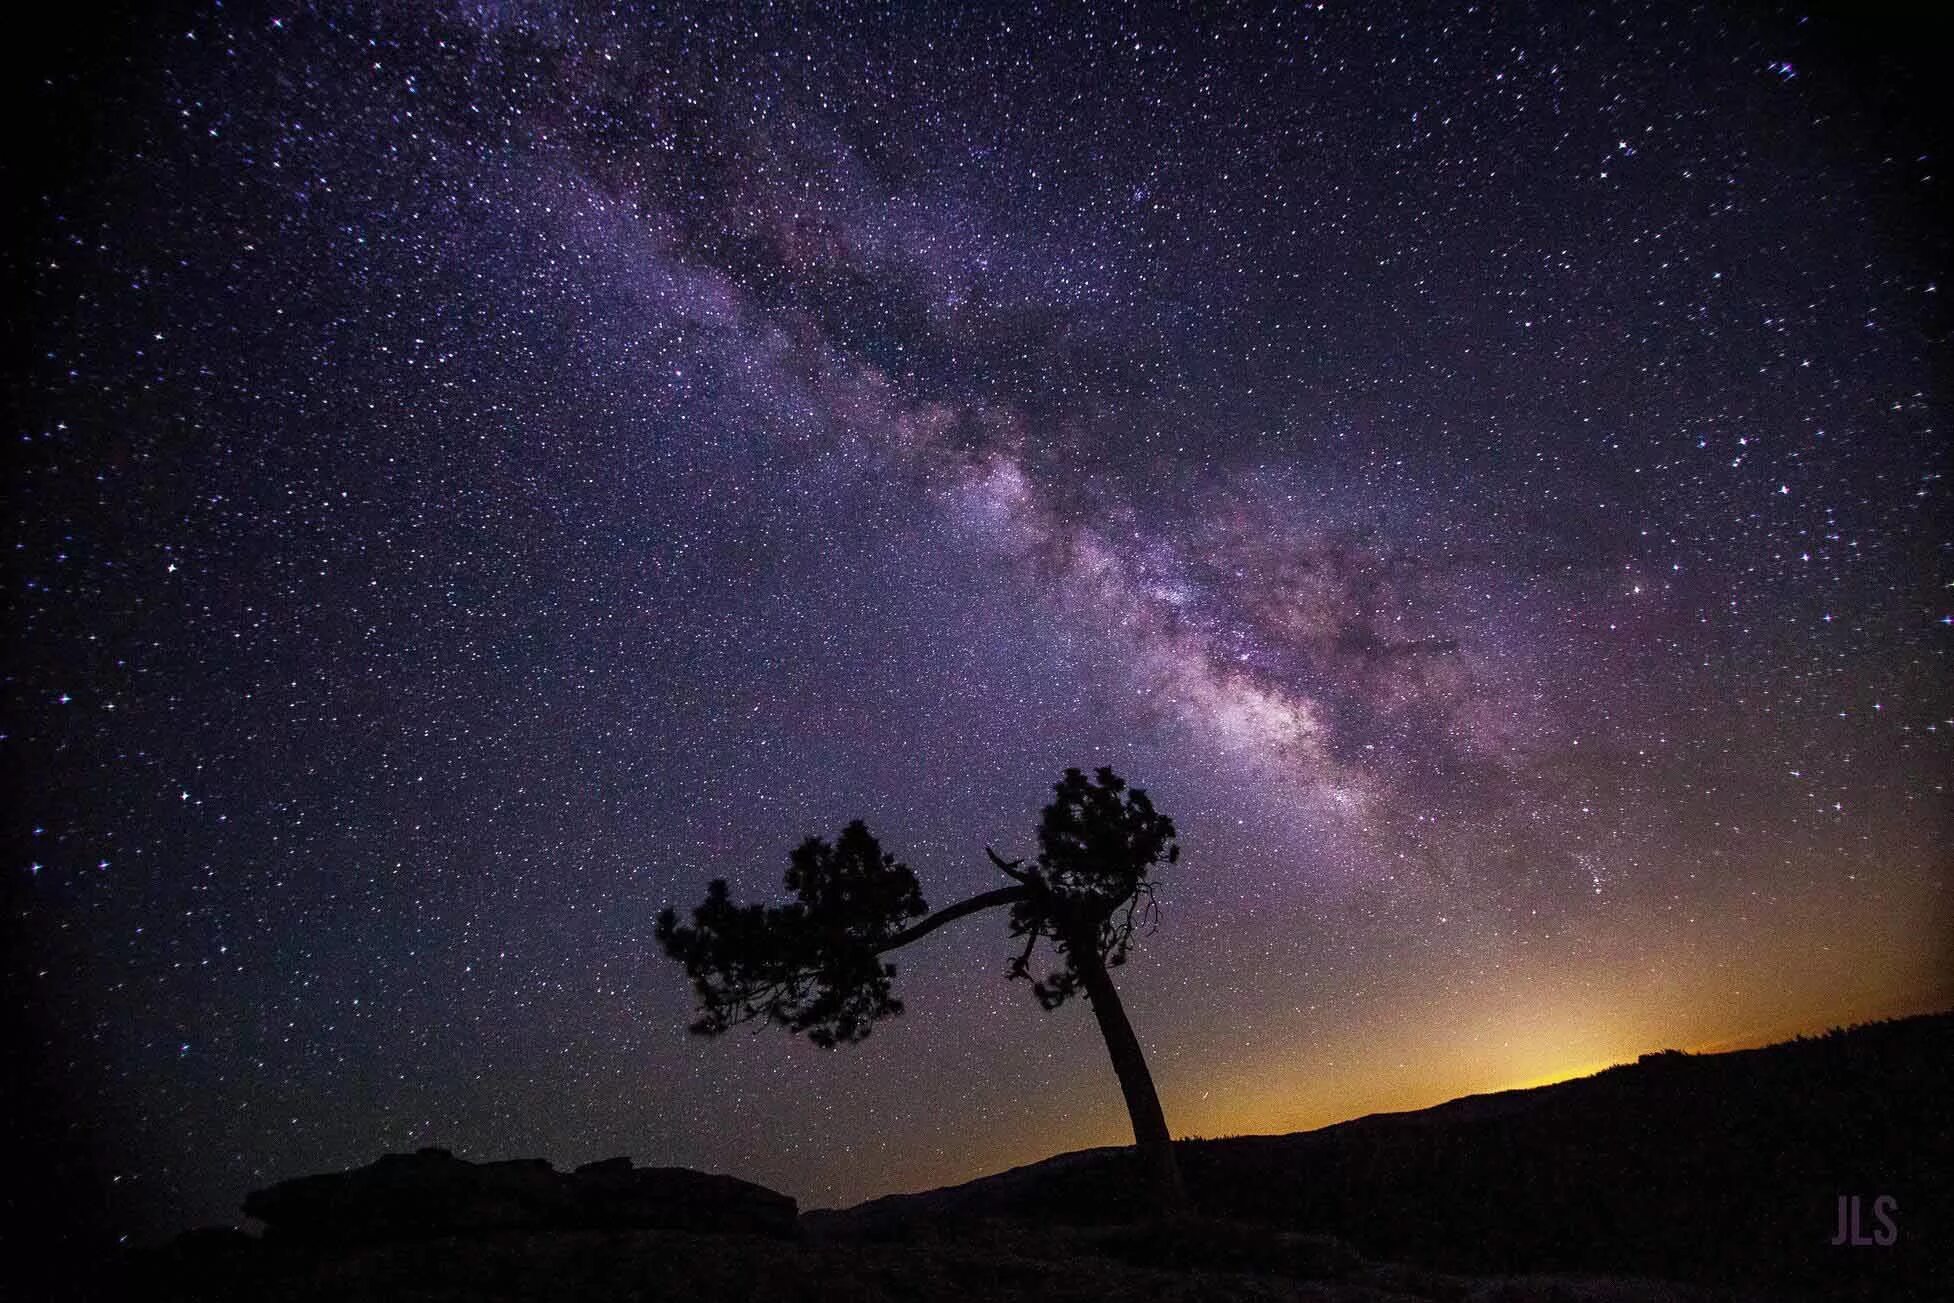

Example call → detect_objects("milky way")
10 2 1949 1243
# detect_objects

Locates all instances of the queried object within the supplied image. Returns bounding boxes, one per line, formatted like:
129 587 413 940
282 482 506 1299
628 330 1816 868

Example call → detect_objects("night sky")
9 1 1950 1246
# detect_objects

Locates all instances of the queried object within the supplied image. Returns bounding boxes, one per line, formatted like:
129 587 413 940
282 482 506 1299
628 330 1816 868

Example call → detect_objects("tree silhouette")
656 766 1189 1214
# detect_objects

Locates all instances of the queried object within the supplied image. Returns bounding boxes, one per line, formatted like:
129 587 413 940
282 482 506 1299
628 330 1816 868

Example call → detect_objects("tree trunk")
1065 927 1189 1217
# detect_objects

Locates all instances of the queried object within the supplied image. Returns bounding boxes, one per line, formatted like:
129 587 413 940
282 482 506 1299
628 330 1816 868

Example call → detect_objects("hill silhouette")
120 1013 1947 1301
807 1012 1951 1299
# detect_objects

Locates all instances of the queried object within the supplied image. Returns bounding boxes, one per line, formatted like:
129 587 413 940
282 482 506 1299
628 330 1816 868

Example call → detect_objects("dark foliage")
1000 767 1179 1011
654 821 926 1046
655 767 1180 1039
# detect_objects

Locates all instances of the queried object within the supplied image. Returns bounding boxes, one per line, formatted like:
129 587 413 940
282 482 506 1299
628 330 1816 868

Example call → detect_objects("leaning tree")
655 766 1189 1214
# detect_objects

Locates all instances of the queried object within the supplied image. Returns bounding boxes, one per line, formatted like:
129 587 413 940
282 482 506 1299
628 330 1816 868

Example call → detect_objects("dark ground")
52 1011 1947 1302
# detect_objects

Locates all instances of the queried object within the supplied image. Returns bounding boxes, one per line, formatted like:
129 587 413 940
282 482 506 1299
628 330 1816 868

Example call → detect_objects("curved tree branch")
875 884 1029 953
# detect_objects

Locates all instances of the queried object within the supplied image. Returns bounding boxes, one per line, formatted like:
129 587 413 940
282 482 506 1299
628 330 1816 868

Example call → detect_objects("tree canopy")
656 765 1190 1210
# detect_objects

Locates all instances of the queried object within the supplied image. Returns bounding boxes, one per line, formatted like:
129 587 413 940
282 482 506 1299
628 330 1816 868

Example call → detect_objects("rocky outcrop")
241 1148 796 1244
565 1156 798 1236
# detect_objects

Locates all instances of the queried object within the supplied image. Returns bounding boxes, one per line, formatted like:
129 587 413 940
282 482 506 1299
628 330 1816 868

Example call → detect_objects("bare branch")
1007 922 1040 980
985 847 1033 884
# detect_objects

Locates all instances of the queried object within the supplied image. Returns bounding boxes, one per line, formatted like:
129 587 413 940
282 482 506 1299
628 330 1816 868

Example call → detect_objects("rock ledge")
241 1147 797 1244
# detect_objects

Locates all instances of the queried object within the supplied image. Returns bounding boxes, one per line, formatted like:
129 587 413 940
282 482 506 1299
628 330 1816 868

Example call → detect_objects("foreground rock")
241 1148 797 1244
